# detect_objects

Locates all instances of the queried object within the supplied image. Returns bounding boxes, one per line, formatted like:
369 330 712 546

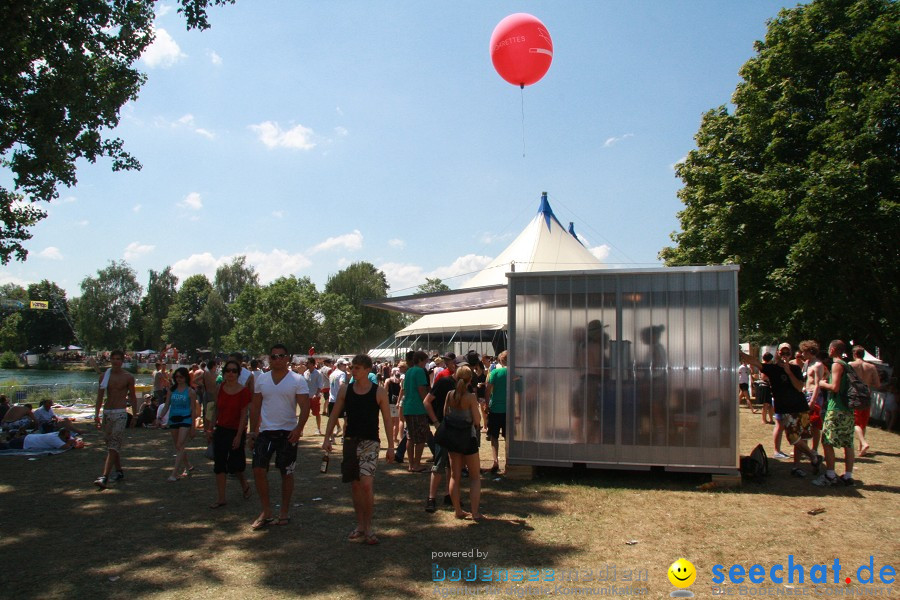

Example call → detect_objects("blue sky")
2 1 799 299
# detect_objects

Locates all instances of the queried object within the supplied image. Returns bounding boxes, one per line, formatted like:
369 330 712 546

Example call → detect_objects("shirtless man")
1 403 36 432
850 346 879 457
93 349 137 489
153 362 169 405
799 340 826 456
202 359 220 431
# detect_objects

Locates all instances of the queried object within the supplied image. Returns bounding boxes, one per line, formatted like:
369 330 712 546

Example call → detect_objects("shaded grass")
0 408 897 599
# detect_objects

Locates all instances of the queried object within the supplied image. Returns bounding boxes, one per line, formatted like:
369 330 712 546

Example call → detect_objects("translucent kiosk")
507 266 740 474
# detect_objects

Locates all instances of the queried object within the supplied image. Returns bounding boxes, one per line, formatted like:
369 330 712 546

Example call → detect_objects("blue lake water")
0 369 152 386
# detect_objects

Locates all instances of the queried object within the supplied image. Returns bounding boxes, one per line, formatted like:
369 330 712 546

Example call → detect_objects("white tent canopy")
393 193 605 337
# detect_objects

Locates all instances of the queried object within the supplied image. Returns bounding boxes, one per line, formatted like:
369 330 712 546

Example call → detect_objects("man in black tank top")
322 354 395 545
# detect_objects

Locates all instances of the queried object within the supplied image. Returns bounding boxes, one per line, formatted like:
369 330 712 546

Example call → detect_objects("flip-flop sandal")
251 517 275 531
276 517 291 526
242 484 252 499
348 529 365 541
365 534 379 545
209 502 227 509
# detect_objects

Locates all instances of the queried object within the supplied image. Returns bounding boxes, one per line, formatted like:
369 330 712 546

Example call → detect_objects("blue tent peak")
538 192 555 232
568 221 586 246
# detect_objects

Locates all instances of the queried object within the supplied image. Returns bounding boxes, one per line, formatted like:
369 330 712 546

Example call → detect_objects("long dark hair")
171 367 190 391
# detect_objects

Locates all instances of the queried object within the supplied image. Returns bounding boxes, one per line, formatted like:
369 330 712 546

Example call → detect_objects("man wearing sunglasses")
249 344 310 529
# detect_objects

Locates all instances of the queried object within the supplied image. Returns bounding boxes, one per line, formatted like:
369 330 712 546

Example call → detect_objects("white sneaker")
773 451 790 459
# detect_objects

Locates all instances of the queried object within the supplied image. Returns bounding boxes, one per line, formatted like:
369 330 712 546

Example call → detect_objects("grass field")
1 408 897 599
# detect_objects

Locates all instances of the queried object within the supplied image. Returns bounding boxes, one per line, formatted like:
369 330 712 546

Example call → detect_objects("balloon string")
520 85 526 158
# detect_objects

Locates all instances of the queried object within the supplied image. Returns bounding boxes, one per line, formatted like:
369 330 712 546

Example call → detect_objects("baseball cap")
778 343 792 353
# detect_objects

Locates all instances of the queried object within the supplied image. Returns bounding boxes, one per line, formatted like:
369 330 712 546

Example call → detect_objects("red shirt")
216 386 251 430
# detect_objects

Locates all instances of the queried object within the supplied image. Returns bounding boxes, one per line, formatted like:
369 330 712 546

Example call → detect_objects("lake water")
0 369 152 386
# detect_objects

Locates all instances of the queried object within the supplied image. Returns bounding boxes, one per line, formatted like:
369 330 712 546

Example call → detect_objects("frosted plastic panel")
508 268 738 470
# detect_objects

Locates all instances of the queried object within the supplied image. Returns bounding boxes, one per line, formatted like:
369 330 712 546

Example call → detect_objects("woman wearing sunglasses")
208 359 252 507
157 366 199 481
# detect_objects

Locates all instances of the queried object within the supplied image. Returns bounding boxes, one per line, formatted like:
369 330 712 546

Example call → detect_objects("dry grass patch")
0 408 897 599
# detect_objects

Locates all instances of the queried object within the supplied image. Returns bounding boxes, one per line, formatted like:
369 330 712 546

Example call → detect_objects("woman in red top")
207 359 252 508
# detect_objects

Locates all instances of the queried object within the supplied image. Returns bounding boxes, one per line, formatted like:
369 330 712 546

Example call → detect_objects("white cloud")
309 230 363 254
603 133 634 148
334 126 349 137
0 273 32 287
336 106 344 116
37 246 63 260
172 250 312 284
156 3 173 18
157 114 215 139
124 242 155 261
207 50 222 66
379 254 494 293
336 257 351 268
141 27 186 69
250 121 316 150
670 155 688 171
133 204 142 212
179 192 203 210
76 219 89 227
388 238 405 249
58 196 76 204
589 245 611 261
272 210 284 219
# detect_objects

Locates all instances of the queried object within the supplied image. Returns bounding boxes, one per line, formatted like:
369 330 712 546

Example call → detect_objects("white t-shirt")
238 367 252 386
329 370 347 403
34 406 56 425
738 364 751 385
23 432 67 450
156 403 169 426
256 370 309 432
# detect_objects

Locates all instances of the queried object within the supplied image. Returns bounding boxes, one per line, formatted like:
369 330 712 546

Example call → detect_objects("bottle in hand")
320 453 329 473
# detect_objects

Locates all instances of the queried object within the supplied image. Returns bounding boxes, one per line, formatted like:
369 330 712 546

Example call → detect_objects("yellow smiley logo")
668 558 697 588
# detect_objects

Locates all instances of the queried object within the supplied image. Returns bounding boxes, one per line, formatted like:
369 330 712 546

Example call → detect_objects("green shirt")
402 366 428 415
826 359 852 413
487 366 508 413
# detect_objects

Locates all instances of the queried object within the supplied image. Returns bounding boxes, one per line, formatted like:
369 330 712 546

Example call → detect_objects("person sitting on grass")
1 403 37 433
34 399 86 434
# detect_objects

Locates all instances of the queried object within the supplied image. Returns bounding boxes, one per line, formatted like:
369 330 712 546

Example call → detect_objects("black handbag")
434 413 473 454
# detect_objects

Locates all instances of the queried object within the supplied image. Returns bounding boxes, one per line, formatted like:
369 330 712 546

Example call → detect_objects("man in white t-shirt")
1 429 76 451
249 344 309 530
738 363 756 413
304 357 326 435
328 359 349 438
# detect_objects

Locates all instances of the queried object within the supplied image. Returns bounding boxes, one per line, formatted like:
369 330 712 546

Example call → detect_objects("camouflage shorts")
823 410 854 449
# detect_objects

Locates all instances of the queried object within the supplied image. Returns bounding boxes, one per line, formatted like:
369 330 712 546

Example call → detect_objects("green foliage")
324 262 404 352
163 274 213 355
0 313 26 352
24 280 74 351
140 267 178 350
77 260 143 351
199 288 230 352
214 256 259 305
225 276 319 356
0 0 235 264
0 350 20 369
662 0 900 362
417 278 451 294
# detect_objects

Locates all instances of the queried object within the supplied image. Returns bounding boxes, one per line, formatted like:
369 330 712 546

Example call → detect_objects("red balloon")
490 13 553 87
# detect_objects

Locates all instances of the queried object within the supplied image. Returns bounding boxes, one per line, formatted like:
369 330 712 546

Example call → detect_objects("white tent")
394 193 605 338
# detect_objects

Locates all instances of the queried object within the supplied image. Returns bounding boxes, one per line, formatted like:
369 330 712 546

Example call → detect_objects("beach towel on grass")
0 448 71 457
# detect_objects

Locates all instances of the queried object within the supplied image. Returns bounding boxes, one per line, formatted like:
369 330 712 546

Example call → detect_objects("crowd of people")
738 340 895 486
87 346 509 543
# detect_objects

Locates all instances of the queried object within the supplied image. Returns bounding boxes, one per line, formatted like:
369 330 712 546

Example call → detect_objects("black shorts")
213 426 247 474
487 412 506 441
739 382 749 391
251 430 297 475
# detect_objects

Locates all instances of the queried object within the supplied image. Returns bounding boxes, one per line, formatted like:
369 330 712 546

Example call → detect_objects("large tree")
163 274 212 356
661 0 899 362
77 260 142 350
0 0 234 264
140 266 178 350
24 280 75 351
214 255 259 305
225 276 319 357
324 262 403 352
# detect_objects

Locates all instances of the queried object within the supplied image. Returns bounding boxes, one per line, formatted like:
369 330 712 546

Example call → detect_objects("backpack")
740 443 768 482
844 364 871 410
